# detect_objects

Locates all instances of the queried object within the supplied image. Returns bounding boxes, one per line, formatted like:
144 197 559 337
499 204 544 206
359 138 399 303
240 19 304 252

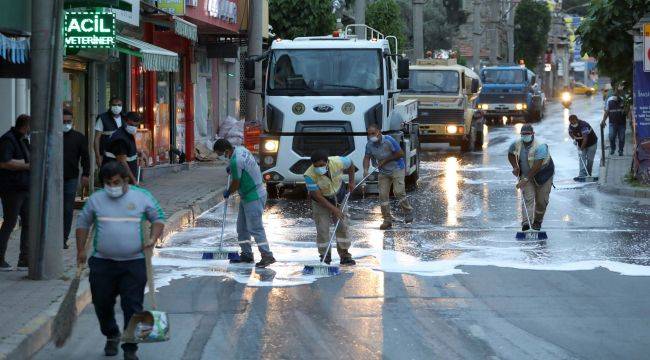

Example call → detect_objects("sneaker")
522 224 530 232
255 255 276 268
104 336 120 356
609 150 615 156
63 241 69 250
229 253 254 264
123 349 138 360
16 260 28 271
403 213 414 224
340 256 356 266
532 222 542 231
0 261 12 271
619 151 624 156
379 221 392 230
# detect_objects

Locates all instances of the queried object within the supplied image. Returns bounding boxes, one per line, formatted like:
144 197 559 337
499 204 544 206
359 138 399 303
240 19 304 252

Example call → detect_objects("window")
404 70 459 94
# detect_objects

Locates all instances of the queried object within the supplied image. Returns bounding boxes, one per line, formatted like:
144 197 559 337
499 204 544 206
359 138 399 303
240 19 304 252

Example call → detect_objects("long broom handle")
519 188 533 227
576 145 593 177
218 174 231 251
320 168 377 263
600 124 606 167
145 247 156 310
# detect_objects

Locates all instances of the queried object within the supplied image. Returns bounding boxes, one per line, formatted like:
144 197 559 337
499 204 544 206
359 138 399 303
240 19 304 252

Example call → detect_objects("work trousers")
521 176 553 226
378 171 413 222
237 195 272 257
63 179 78 243
0 191 29 264
89 256 147 352
578 144 597 177
609 124 626 155
311 200 350 256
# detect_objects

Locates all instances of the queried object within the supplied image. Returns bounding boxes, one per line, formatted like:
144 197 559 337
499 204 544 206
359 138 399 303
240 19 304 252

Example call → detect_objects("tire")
266 183 280 199
474 129 484 151
405 156 420 191
460 138 471 152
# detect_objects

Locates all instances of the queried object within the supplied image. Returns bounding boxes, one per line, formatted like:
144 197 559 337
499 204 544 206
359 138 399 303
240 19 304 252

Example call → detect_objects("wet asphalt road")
37 96 650 360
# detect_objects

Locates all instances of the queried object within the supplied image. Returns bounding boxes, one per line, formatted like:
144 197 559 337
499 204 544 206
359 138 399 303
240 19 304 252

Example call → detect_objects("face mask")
105 185 124 198
521 135 533 143
111 105 122 115
63 123 73 133
218 154 228 161
570 123 578 128
314 166 327 175
126 125 138 135
369 136 379 143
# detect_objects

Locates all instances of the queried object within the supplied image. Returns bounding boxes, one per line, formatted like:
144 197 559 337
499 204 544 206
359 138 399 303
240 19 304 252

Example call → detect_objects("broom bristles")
52 273 82 348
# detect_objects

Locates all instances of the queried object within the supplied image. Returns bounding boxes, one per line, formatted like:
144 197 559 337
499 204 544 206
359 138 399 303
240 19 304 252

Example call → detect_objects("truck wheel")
406 157 420 191
267 183 280 199
473 129 484 152
461 138 471 152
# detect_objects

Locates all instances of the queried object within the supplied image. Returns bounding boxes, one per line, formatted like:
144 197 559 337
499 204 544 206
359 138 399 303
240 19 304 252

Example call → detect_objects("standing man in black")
63 109 90 249
94 97 125 168
0 115 31 271
105 112 141 184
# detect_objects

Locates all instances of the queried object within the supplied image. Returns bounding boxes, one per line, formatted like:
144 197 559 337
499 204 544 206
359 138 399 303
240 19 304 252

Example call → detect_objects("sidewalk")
598 129 650 198
0 161 228 360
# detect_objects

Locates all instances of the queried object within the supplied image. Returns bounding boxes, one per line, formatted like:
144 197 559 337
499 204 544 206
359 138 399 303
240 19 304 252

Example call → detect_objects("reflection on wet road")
155 96 650 288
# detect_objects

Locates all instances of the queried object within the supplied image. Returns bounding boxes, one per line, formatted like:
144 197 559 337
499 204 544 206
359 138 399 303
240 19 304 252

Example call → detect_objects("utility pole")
472 0 482 71
507 0 516 63
29 0 64 279
413 0 426 60
354 0 366 25
246 0 263 122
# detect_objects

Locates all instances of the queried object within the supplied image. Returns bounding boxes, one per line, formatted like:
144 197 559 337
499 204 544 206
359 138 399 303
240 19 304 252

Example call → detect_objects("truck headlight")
263 139 279 153
515 103 524 110
447 125 458 134
479 104 489 110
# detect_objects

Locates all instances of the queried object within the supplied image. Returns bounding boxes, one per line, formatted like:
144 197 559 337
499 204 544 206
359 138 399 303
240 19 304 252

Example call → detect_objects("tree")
514 0 551 70
269 0 336 40
577 0 650 89
561 0 590 16
366 0 406 53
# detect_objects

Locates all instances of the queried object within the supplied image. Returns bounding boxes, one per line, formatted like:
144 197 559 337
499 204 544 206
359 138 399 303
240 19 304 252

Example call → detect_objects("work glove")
223 189 231 199
226 166 231 174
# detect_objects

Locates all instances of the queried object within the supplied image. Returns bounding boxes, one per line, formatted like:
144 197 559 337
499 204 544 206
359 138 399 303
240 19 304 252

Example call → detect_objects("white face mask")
314 166 328 175
570 122 578 128
126 125 138 135
369 136 379 143
105 185 124 198
521 135 533 143
111 105 123 115
63 123 73 133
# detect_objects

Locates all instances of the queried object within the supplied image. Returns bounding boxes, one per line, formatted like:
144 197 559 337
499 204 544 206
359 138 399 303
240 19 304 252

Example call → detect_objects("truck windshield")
482 69 525 84
268 49 383 95
404 70 459 94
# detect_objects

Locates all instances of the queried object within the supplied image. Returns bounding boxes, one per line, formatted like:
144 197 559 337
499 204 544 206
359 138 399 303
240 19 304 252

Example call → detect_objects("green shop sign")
64 11 116 49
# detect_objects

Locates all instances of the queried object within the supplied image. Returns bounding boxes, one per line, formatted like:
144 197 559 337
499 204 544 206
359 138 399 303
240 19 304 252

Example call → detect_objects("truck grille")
291 121 355 157
416 109 464 124
478 93 527 104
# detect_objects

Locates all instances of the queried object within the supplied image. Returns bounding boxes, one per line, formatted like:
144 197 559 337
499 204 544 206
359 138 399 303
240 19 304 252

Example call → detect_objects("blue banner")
634 61 650 141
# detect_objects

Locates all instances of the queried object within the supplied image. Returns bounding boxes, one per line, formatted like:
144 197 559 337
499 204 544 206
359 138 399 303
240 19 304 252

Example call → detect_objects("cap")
520 124 534 134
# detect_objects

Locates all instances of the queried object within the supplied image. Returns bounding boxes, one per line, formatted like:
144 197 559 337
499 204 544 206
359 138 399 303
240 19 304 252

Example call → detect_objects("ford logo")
313 104 334 113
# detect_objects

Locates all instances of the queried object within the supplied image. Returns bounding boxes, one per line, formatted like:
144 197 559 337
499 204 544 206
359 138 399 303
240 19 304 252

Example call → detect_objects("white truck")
243 25 420 197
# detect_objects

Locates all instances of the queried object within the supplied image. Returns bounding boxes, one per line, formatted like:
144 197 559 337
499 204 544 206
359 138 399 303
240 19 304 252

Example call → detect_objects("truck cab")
398 59 483 152
476 66 544 125
243 25 420 197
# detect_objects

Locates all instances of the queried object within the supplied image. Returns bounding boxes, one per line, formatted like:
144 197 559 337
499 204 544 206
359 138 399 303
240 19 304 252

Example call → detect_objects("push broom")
515 186 548 241
202 175 240 260
303 168 377 276
573 146 598 183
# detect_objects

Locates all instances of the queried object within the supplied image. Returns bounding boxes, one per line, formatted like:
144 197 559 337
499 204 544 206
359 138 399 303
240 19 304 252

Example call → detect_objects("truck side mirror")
397 79 409 90
244 59 255 79
244 79 256 91
471 78 480 93
398 58 409 79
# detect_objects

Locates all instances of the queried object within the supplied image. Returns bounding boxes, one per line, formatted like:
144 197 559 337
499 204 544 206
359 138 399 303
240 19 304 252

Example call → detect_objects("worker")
602 83 628 156
76 161 165 360
363 124 413 230
213 139 275 268
568 114 598 180
94 97 126 168
304 149 356 266
104 112 141 184
507 124 555 231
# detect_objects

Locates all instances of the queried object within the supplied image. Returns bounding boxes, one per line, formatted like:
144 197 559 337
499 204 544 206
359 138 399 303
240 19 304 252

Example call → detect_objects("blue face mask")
521 135 533 143
314 166 327 175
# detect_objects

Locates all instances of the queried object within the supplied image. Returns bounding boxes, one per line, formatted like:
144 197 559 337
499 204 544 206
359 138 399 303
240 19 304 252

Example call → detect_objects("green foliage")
577 0 650 90
268 0 336 40
514 0 551 70
397 0 465 53
366 0 406 53
561 0 590 16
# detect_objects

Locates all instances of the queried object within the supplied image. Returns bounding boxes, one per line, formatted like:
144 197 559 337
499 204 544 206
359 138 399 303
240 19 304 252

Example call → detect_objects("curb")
598 184 650 199
0 185 227 360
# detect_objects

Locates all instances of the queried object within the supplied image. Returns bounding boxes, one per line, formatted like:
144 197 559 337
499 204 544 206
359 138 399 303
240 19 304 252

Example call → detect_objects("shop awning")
0 32 29 64
140 1 198 42
116 35 179 72
173 16 198 42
